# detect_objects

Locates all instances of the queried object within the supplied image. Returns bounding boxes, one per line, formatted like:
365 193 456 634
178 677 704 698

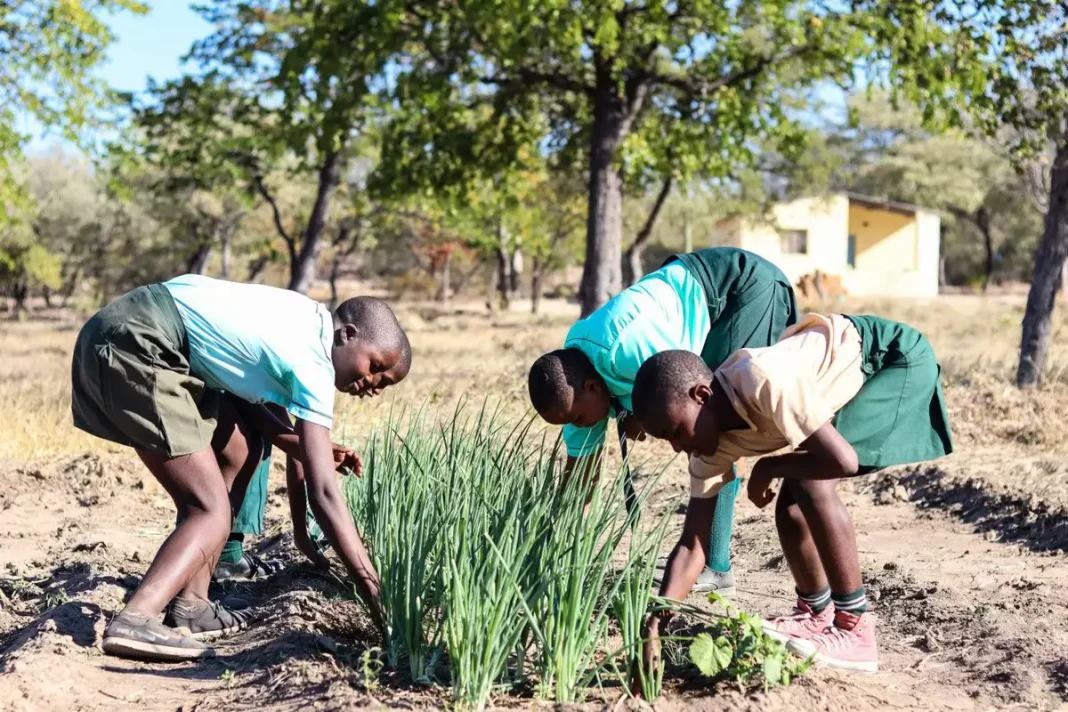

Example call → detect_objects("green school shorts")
666 247 799 370
71 284 219 457
835 315 954 472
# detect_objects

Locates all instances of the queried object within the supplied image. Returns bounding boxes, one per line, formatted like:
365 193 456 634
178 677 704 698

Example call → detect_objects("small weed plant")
690 592 813 690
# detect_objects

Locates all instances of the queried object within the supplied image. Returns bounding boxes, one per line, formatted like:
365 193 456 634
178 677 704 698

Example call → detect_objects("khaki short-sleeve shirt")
688 314 866 499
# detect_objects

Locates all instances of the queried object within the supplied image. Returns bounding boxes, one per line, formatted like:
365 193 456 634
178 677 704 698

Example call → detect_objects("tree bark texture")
1017 142 1068 387
289 151 342 294
623 174 673 287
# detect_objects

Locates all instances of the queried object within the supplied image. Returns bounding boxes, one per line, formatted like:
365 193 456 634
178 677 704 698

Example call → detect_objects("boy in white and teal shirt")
528 248 797 593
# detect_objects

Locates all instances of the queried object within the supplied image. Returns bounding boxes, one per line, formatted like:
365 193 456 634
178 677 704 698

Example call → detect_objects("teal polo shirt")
563 261 710 456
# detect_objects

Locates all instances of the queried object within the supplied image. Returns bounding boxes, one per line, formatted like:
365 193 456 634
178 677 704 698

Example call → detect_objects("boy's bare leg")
786 478 862 593
176 399 264 602
123 449 231 617
775 482 830 594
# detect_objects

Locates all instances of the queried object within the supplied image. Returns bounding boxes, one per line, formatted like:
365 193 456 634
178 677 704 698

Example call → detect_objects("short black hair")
333 297 412 374
632 350 712 427
528 348 599 413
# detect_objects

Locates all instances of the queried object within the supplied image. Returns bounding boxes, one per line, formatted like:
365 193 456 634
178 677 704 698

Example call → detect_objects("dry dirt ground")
1 291 1068 711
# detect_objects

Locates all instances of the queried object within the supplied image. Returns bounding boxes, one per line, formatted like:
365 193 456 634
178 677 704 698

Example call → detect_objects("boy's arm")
296 418 383 627
236 401 363 475
641 495 717 688
284 453 329 569
561 448 604 506
747 422 859 507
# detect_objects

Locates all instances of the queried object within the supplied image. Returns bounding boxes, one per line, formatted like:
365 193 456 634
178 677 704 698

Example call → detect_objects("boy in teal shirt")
528 248 796 592
72 275 410 661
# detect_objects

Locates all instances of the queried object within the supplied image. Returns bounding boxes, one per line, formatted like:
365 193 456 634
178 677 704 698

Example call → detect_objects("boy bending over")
71 275 410 661
632 313 952 672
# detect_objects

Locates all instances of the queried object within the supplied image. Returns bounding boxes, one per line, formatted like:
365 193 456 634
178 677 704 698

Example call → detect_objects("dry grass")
1 292 1067 464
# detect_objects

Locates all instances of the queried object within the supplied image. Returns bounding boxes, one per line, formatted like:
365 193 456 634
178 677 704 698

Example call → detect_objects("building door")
847 234 856 268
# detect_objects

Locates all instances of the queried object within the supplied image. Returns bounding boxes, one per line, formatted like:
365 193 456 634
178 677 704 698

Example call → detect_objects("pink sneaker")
788 610 879 672
763 600 835 643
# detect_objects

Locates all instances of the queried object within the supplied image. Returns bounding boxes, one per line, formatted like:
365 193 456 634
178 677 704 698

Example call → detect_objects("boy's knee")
792 478 839 505
178 488 232 522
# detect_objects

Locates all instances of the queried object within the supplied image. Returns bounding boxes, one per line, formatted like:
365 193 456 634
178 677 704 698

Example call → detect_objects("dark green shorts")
835 315 954 472
71 284 219 457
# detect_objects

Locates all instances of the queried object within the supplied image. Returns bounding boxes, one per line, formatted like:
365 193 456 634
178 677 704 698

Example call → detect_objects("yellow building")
711 193 942 298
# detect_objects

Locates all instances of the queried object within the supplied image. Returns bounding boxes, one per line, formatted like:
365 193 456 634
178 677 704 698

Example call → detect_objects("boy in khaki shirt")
631 313 952 674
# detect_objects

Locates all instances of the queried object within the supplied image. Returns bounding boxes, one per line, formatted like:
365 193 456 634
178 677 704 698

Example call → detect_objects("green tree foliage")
175 1 411 294
364 0 980 316
0 0 146 306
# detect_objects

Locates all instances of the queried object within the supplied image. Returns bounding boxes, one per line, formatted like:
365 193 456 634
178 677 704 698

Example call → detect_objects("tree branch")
652 45 811 97
632 174 674 250
252 174 296 263
481 68 594 96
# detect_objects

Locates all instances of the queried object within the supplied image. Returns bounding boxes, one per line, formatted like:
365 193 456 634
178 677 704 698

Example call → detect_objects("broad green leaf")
691 633 734 677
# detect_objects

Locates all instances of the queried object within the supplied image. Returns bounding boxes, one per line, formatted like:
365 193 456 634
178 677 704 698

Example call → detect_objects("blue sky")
24 2 210 152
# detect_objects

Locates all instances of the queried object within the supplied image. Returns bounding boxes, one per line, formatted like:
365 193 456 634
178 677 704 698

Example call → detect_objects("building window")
779 229 808 254
847 234 856 268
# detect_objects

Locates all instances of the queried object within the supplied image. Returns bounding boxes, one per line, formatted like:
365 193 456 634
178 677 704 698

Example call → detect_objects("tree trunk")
496 221 512 310
221 230 232 280
977 207 995 293
247 255 270 283
1017 143 1068 387
289 150 342 294
43 286 53 309
328 254 343 311
61 268 80 307
623 175 673 287
12 279 29 317
579 87 632 317
485 259 498 312
437 250 452 305
452 259 482 298
186 242 212 275
496 246 511 309
531 261 544 315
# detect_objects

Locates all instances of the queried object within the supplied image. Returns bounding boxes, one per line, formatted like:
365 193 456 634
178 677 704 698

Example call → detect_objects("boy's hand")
747 463 776 508
294 526 330 571
331 443 363 476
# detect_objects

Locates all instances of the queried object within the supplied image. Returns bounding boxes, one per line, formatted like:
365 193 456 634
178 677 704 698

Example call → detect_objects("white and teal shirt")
563 261 710 456
163 274 337 429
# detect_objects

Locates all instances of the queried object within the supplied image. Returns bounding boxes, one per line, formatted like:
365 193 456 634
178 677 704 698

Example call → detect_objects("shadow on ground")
866 464 1068 554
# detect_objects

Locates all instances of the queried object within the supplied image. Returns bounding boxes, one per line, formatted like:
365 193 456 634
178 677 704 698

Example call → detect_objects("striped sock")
832 587 869 614
798 586 832 614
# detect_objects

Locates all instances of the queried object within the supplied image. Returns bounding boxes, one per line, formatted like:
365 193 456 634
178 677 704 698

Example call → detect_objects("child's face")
332 326 408 398
536 378 611 429
640 383 720 457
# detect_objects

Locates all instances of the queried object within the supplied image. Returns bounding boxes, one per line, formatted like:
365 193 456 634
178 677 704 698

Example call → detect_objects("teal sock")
219 534 244 565
707 476 741 572
832 587 869 614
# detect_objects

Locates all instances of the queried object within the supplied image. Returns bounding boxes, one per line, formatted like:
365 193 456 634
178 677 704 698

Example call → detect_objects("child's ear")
341 324 359 343
583 378 603 396
691 383 713 404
